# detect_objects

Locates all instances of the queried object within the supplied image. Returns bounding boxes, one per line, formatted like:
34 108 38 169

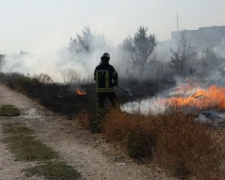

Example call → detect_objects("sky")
0 0 225 55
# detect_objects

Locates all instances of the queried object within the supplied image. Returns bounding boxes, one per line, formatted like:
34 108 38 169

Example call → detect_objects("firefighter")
93 52 118 129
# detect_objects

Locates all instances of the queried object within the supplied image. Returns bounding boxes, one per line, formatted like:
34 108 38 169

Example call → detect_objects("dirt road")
0 84 175 180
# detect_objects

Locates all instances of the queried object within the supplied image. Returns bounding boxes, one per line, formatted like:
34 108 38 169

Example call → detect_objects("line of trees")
65 26 225 82
0 26 222 87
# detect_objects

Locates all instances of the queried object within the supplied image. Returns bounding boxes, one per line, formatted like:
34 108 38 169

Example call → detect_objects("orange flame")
76 88 87 96
165 85 225 110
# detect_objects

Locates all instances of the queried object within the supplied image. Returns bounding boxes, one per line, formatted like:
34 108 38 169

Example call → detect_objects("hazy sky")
0 0 224 54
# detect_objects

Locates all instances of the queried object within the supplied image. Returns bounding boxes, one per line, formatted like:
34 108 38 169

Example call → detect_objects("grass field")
2 123 81 180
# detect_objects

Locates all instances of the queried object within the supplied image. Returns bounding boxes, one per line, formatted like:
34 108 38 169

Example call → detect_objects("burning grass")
164 84 225 110
102 109 225 179
0 72 96 117
2 72 225 178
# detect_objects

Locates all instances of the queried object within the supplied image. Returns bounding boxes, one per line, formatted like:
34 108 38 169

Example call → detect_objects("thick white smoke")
1 26 225 87
1 37 114 83
120 97 168 115
2 51 66 82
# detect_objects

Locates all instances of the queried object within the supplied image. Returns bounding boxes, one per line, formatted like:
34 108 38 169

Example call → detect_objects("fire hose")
115 85 132 96
104 77 132 96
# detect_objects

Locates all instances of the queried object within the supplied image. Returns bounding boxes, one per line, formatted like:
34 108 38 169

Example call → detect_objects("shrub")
102 109 225 179
103 109 157 158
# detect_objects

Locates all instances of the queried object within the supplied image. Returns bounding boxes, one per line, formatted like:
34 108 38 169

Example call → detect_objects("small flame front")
164 85 225 110
76 88 87 96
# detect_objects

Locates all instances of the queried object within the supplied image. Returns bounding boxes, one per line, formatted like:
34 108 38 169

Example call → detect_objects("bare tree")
122 26 157 77
170 32 198 76
198 47 219 80
201 47 218 62
68 26 111 59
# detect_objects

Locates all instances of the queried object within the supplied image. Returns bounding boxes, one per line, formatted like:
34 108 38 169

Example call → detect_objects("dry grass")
102 109 225 179
102 109 157 158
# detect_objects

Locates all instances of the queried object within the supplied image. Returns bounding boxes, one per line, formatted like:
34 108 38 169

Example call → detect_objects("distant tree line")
1 26 221 85
67 26 223 84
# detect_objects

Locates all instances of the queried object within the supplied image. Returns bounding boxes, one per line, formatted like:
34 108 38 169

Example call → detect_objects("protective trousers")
94 92 118 132
97 92 118 110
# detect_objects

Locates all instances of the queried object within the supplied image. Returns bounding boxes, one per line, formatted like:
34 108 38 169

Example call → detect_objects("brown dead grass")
102 109 225 179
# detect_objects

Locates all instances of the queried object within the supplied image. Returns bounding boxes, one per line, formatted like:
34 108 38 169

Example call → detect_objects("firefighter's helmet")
101 52 110 59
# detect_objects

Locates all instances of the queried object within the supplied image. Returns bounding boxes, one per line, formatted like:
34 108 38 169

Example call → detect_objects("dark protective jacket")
94 62 118 93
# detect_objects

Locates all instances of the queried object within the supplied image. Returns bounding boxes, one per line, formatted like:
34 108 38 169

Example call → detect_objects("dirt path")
0 84 176 180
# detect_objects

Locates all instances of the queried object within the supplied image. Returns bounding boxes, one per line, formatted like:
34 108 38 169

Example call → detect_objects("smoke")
120 97 168 115
2 26 225 117
1 34 115 83
120 79 198 115
154 40 172 62
0 27 135 84
1 26 225 89
214 38 225 57
2 51 65 82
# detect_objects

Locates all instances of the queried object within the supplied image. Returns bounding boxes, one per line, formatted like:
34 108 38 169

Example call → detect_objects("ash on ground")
197 110 225 128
